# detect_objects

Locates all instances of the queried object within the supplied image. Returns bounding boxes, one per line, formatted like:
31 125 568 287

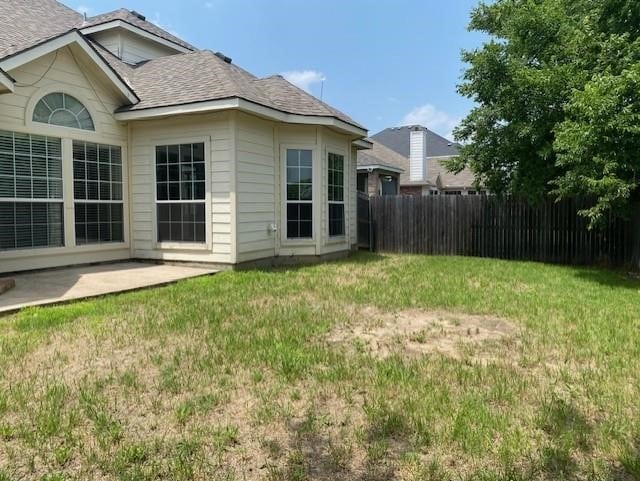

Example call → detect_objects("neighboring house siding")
128 112 232 264
0 47 130 272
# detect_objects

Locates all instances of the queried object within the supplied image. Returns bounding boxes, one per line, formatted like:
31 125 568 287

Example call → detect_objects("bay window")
155 143 206 243
0 130 64 250
285 149 313 239
328 152 345 237
73 141 124 244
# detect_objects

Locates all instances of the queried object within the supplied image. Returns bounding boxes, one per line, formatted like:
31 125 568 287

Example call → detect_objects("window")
286 149 313 239
327 152 345 237
357 173 367 193
380 175 398 196
429 189 439 196
444 190 462 196
33 93 95 131
0 130 64 250
73 141 124 244
155 143 206 243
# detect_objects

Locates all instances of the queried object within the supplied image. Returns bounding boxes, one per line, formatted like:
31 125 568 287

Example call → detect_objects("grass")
0 252 639 480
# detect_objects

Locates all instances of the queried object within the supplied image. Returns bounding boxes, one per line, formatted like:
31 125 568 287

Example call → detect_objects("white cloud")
401 104 461 140
76 5 91 16
281 70 326 93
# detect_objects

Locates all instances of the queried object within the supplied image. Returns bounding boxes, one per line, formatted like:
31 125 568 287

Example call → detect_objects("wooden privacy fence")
368 195 640 267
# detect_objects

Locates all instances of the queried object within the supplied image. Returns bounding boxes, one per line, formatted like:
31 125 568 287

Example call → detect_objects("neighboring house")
0 0 369 274
356 139 404 196
361 125 481 196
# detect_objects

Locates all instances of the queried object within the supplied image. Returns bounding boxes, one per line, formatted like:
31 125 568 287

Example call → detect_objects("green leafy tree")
452 0 640 225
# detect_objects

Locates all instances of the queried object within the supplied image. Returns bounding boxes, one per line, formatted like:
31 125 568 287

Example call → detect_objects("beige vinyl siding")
234 113 277 262
0 47 126 142
349 145 358 247
89 31 122 59
128 112 232 263
88 29 178 64
319 130 353 255
0 46 130 273
120 30 180 64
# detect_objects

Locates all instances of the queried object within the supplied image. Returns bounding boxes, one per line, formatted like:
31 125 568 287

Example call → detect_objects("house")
356 139 404 196
357 125 481 196
0 0 369 274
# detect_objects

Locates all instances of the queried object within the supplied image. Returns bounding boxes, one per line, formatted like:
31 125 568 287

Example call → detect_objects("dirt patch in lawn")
327 306 517 359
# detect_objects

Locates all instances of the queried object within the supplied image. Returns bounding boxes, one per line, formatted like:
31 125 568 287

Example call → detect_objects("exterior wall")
234 113 356 262
0 46 130 273
89 29 180 64
128 112 233 264
367 171 380 196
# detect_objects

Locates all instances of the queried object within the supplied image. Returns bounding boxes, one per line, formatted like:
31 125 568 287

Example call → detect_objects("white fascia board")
0 30 138 104
114 97 368 137
0 69 14 93
80 20 191 53
356 164 404 174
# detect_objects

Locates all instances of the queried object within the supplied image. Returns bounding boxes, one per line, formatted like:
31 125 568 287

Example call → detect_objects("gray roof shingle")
358 138 476 189
81 8 196 51
372 125 461 158
113 51 364 129
0 1 365 131
0 0 81 59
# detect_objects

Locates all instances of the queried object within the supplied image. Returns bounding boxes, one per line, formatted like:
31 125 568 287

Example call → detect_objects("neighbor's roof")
372 125 461 158
358 137 476 189
0 0 365 132
357 140 407 173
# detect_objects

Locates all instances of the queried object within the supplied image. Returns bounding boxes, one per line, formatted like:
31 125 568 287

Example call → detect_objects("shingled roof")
0 0 365 132
358 134 476 189
81 8 196 51
372 126 461 158
0 0 81 58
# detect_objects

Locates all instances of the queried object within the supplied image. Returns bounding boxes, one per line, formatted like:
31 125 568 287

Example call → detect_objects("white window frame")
0 126 129 260
327 149 346 240
71 140 126 245
280 144 316 245
151 136 211 251
25 86 101 139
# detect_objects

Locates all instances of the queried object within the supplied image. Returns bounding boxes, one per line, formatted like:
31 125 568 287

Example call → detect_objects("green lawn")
1 252 640 480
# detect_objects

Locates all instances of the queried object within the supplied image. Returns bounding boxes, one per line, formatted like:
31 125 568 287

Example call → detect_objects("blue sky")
68 0 486 139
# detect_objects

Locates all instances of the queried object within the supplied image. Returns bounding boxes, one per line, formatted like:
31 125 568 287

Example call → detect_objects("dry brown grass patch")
327 305 517 360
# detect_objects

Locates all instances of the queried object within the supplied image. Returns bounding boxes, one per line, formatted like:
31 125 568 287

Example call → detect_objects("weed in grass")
119 369 141 391
35 384 75 440
175 393 220 425
39 474 65 481
211 425 239 451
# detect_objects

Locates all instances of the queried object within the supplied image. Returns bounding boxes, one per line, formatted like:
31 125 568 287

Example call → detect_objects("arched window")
33 92 95 131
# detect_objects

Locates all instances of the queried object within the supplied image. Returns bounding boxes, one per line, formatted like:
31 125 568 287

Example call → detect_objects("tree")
451 0 640 225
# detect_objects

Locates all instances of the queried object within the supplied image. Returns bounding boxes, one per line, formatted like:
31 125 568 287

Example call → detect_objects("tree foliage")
452 0 640 225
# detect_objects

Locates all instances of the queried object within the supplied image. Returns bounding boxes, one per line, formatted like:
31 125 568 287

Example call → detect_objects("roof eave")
0 68 14 94
0 29 139 105
357 164 404 174
80 20 193 53
114 97 368 137
353 138 373 150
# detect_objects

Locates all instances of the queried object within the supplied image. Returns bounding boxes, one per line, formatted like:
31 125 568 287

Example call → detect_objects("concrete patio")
0 262 218 314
